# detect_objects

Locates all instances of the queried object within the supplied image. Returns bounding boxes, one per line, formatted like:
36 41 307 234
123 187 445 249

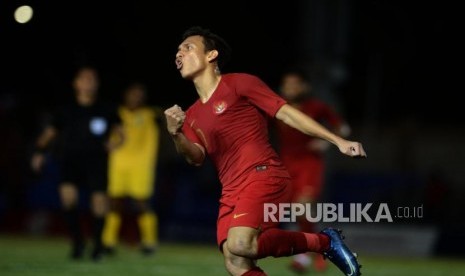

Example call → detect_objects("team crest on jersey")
213 101 227 114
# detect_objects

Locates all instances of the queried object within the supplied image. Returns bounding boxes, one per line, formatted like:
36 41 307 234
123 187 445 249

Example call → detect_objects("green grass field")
1 235 464 276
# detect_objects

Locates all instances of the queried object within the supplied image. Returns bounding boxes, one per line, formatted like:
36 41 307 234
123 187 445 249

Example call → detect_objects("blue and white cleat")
321 228 362 276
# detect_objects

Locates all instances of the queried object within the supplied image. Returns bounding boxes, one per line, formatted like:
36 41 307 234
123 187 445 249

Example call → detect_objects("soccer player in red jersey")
165 26 366 276
276 70 351 273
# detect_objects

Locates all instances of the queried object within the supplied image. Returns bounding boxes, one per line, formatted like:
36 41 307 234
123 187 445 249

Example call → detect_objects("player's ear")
207 50 219 62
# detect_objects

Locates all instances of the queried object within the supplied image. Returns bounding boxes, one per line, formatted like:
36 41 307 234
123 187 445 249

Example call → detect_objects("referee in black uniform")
31 66 123 261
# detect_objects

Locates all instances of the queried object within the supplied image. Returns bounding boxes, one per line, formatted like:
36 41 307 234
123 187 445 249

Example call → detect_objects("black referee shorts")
60 153 108 192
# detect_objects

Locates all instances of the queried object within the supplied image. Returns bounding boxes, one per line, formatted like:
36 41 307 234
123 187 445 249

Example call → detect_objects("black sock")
63 208 83 247
64 208 84 258
93 216 105 250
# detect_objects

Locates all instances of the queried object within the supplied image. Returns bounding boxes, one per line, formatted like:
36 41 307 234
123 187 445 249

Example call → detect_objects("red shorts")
216 176 292 248
283 156 324 202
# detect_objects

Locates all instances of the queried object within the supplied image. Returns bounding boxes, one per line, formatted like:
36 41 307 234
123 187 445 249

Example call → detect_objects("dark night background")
1 0 459 124
1 0 464 259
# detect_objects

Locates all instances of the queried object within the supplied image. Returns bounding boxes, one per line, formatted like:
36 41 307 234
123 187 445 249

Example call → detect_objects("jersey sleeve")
181 109 204 146
234 74 287 117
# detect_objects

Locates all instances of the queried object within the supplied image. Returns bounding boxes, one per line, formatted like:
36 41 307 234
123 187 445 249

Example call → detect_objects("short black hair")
182 26 232 70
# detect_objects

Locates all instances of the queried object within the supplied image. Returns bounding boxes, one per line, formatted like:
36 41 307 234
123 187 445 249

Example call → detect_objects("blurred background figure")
275 70 351 274
30 66 123 261
102 82 161 256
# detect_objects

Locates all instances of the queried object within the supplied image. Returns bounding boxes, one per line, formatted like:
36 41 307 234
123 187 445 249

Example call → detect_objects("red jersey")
182 73 290 198
276 98 343 159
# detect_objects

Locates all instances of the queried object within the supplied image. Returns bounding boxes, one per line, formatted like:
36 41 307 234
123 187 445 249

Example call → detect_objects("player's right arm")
31 125 58 173
164 105 205 166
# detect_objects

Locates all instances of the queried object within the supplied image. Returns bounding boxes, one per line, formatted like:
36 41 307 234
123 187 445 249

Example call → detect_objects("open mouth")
175 59 183 70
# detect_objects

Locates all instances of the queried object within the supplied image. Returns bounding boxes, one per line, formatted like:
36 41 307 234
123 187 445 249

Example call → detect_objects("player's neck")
124 101 143 111
76 94 96 106
193 70 221 104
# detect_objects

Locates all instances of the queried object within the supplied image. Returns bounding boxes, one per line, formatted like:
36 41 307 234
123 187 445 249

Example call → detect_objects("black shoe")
141 246 156 256
91 246 104 262
102 246 116 256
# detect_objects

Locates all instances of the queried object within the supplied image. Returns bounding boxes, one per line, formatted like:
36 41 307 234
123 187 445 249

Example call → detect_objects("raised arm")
164 105 205 166
275 104 367 158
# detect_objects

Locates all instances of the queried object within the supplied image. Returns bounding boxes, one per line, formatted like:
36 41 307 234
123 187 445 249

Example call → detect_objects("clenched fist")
337 140 367 158
164 104 186 136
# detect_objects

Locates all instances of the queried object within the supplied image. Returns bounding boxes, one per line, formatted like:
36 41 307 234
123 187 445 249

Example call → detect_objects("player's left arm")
275 104 367 158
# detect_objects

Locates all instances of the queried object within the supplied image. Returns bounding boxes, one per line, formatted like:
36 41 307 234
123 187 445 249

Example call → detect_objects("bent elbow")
185 153 205 167
192 161 204 167
187 158 203 167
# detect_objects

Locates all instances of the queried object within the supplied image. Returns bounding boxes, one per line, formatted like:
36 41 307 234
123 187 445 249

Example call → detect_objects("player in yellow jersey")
102 82 161 255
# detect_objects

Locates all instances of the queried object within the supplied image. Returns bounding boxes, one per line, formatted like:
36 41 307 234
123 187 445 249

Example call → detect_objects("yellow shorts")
108 161 155 200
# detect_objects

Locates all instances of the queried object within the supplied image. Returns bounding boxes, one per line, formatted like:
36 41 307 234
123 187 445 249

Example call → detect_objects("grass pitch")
0 235 464 276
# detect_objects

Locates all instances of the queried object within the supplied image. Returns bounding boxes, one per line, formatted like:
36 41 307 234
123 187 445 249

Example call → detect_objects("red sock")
256 228 329 259
303 233 330 253
241 267 267 276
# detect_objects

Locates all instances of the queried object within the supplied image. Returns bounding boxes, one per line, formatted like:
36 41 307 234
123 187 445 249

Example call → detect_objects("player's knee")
227 236 257 258
91 192 107 216
59 184 78 208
